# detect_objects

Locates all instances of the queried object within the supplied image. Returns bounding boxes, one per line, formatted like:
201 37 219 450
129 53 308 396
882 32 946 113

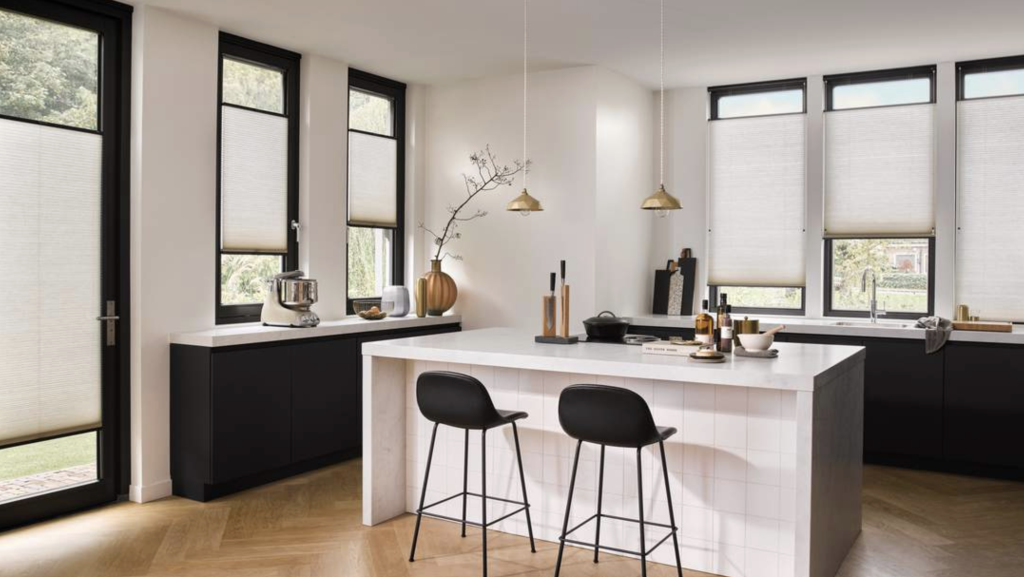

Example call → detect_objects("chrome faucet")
861 267 885 323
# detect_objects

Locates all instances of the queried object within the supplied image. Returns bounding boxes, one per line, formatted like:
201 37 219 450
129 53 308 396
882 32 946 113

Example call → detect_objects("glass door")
0 0 129 530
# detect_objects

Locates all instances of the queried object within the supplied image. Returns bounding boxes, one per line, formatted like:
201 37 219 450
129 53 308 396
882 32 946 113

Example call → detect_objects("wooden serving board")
952 320 1013 333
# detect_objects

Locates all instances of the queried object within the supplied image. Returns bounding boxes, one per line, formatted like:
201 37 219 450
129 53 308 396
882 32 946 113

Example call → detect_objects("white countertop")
170 315 461 347
630 314 1024 345
361 327 865 392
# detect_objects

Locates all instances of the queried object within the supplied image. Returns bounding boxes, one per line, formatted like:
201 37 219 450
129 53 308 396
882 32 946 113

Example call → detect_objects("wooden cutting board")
952 320 1013 333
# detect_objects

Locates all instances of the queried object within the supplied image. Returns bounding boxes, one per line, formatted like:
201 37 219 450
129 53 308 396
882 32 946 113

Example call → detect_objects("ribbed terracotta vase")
423 259 457 316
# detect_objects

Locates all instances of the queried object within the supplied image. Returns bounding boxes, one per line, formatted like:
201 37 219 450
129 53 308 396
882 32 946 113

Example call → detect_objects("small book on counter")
641 340 698 357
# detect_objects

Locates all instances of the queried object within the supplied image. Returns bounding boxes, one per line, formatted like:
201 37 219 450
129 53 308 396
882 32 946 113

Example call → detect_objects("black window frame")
215 33 300 324
0 0 132 530
346 68 406 315
707 77 808 316
823 237 936 320
822 65 936 319
957 55 1024 101
709 77 807 120
824 64 936 111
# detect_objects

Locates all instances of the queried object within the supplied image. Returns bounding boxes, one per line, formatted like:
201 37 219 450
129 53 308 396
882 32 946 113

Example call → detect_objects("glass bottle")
695 299 715 345
719 304 733 353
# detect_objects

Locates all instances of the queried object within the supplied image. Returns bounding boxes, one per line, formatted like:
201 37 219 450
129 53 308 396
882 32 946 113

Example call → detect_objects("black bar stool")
409 370 536 577
554 384 683 577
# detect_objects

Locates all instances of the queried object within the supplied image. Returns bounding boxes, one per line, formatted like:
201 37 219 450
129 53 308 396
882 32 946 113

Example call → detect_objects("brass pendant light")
641 0 682 216
507 0 543 215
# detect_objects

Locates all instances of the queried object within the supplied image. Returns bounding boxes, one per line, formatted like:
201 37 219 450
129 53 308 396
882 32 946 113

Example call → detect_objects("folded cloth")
735 347 779 359
915 316 952 354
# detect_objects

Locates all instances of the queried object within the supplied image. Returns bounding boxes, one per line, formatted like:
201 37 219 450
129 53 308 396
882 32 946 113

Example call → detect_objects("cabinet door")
945 343 1024 468
290 338 361 462
862 339 943 459
211 347 292 483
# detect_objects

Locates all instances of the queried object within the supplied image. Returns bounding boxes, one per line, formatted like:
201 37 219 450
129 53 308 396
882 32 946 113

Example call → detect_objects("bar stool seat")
554 383 684 577
408 371 536 577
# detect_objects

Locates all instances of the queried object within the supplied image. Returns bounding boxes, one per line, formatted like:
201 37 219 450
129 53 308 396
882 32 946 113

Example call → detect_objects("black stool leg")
409 422 439 562
659 441 684 577
554 439 583 577
594 444 605 563
636 448 647 577
461 428 469 538
511 422 536 553
481 429 488 577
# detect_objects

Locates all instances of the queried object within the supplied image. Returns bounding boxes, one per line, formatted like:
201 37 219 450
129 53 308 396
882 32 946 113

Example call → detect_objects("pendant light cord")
523 0 528 191
659 0 665 187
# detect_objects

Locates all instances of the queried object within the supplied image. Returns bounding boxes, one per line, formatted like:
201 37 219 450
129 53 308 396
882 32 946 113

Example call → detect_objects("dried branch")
427 146 526 261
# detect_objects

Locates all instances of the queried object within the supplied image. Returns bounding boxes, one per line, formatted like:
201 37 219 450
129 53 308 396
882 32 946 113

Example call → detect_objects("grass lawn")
0 432 96 481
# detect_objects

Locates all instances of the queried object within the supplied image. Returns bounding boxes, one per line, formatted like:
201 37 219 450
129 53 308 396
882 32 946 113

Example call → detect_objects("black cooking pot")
583 311 631 340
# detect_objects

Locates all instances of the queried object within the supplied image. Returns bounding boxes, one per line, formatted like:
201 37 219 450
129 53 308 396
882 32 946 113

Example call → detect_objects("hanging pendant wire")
507 0 543 214
641 0 681 214
659 0 665 186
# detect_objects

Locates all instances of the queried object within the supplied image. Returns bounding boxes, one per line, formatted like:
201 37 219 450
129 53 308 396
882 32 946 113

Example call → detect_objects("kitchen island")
362 328 865 577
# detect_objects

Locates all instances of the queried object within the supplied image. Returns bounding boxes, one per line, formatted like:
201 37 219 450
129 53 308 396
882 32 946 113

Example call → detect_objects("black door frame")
0 0 132 532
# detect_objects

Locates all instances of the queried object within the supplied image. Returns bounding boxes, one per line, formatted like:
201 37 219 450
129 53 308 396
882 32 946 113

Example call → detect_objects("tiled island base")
363 330 864 577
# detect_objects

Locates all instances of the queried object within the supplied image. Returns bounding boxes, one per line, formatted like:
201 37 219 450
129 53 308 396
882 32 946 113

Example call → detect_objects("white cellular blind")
708 114 806 287
0 119 102 448
220 106 289 252
824 104 935 237
348 131 398 228
957 96 1024 322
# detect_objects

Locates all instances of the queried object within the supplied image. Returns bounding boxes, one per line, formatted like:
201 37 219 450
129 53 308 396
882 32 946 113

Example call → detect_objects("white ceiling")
133 0 1024 88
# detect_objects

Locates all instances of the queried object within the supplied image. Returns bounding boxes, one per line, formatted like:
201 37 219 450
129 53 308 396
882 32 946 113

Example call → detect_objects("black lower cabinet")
211 347 293 483
171 322 460 501
861 339 943 460
944 342 1024 469
289 339 361 463
779 334 944 463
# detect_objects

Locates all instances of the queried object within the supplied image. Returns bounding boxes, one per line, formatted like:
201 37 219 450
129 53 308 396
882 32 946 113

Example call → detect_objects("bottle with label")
714 293 728 348
719 304 733 353
694 299 715 345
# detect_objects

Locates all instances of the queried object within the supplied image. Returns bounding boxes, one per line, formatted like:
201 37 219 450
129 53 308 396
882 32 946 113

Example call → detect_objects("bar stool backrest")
417 370 501 430
559 384 660 448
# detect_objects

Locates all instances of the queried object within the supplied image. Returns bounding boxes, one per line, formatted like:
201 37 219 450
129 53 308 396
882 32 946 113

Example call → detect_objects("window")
956 56 1024 322
347 69 405 312
823 66 936 318
708 79 807 314
216 34 300 324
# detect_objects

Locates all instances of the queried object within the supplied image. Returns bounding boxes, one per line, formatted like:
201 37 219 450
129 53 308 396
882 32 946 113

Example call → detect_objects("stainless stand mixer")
261 270 320 327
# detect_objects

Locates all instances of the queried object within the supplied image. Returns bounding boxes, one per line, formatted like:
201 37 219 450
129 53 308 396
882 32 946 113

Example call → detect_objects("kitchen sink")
829 321 918 329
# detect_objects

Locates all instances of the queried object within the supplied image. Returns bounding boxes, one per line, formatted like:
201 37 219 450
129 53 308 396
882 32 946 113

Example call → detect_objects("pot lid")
583 311 629 326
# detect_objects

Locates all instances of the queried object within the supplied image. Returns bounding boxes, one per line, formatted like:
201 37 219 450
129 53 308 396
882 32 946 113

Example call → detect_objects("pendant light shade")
641 0 681 215
641 184 681 211
507 188 544 215
508 0 543 215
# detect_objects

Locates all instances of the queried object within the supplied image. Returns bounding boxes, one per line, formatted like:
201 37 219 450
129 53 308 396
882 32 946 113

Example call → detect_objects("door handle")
97 301 118 346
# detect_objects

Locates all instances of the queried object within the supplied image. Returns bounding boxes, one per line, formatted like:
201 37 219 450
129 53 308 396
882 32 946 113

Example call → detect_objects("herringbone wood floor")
1 460 1023 577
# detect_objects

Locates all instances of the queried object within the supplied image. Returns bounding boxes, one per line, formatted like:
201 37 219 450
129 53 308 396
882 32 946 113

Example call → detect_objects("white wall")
423 67 599 332
129 7 366 502
299 55 349 321
130 5 218 503
656 86 708 312
595 68 656 317
423 66 660 331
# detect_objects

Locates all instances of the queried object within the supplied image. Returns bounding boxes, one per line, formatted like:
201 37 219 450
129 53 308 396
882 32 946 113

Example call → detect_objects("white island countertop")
362 327 863 392
170 314 461 347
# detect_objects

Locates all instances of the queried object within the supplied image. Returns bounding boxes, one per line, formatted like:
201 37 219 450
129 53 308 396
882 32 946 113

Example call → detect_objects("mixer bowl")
280 278 318 307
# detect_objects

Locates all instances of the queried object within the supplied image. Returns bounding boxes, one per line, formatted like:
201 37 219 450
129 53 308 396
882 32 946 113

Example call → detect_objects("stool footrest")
560 512 678 557
416 490 531 529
